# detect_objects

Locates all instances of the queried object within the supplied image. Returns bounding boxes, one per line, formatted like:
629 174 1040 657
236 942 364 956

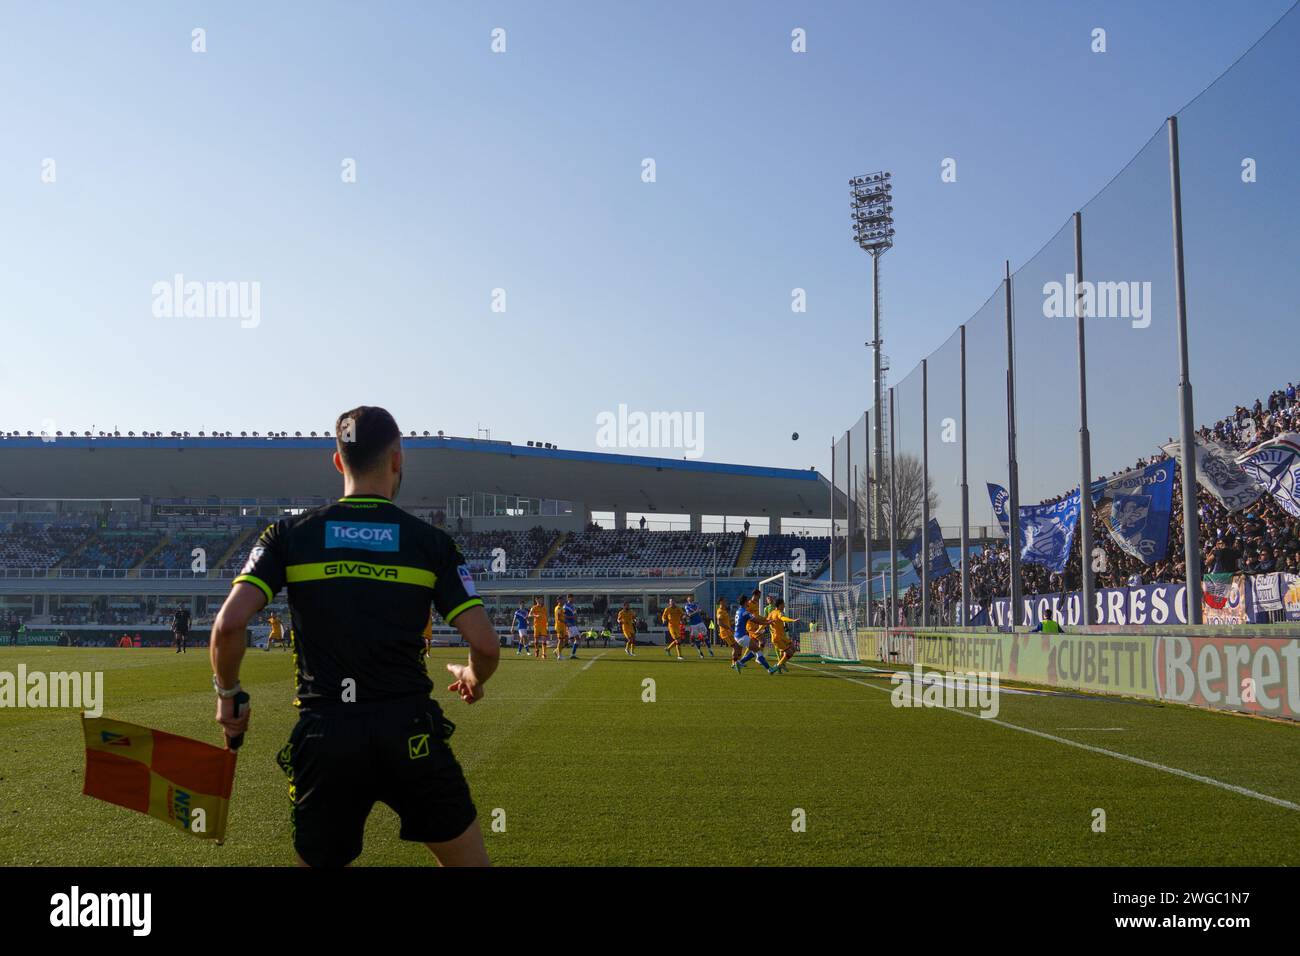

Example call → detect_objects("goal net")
759 572 866 662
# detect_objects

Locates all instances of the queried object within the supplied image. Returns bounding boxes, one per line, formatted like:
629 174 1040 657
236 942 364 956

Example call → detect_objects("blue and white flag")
1161 436 1262 513
903 518 956 580
1018 490 1080 574
1237 433 1300 519
1091 459 1175 565
987 483 1011 537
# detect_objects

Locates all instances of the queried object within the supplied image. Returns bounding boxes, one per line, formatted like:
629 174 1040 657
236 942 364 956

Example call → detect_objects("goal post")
759 572 865 663
758 571 789 610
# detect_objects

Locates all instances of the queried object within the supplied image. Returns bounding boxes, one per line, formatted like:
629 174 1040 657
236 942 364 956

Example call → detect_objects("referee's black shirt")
234 495 483 709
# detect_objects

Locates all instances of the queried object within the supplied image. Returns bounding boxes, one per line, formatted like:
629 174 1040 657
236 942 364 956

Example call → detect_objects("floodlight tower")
850 171 894 531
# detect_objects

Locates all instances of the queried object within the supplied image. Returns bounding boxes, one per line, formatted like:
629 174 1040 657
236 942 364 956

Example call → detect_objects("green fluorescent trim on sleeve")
233 574 274 603
444 598 484 624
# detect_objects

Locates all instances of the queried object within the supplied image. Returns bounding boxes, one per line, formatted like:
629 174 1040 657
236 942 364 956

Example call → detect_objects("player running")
682 593 712 658
661 598 686 660
530 596 549 659
512 600 531 655
766 598 799 673
617 601 638 656
734 591 778 675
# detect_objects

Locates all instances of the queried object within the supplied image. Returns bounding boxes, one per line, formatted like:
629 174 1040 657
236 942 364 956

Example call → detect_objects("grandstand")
0 435 834 642
542 529 743 578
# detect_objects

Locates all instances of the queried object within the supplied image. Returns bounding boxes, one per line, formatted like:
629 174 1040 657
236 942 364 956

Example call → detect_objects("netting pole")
959 324 970 627
844 429 852 583
1168 115 1202 625
1004 260 1023 629
1074 211 1095 626
863 409 873 623
889 386 898 628
921 358 930 627
829 437 835 586
852 463 859 585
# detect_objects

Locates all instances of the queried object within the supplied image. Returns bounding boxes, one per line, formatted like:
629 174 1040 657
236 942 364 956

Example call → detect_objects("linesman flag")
81 715 236 843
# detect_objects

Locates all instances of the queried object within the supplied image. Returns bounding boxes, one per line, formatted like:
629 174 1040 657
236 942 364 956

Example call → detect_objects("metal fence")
833 4 1300 627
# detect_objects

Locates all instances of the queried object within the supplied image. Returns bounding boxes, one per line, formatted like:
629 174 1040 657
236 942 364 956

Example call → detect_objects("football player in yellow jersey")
529 597 549 659
617 601 638 656
266 610 287 650
661 598 685 660
553 598 569 660
422 606 434 650
766 598 799 673
744 589 766 645
715 598 735 646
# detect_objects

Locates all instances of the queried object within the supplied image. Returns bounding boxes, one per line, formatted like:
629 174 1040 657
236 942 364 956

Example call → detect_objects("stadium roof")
0 436 832 518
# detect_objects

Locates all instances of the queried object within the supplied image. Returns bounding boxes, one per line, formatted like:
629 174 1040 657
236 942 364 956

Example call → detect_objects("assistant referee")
209 406 499 866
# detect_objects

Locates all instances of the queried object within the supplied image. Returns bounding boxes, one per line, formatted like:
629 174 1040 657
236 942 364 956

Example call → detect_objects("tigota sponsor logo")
325 521 400 552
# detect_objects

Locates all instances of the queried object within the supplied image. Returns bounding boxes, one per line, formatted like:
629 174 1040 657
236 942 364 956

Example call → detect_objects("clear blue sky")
1 0 1293 493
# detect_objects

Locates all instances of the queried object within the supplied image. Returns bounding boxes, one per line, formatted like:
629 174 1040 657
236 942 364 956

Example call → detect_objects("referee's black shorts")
277 695 477 867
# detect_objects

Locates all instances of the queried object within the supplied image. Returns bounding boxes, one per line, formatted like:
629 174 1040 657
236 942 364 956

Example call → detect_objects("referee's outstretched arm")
445 604 499 703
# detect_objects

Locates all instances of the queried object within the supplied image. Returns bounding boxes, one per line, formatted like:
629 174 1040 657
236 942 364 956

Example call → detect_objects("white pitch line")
794 663 1300 813
1058 727 1126 732
581 652 607 671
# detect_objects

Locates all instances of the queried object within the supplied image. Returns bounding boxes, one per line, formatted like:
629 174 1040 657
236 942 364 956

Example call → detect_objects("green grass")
3 645 1300 866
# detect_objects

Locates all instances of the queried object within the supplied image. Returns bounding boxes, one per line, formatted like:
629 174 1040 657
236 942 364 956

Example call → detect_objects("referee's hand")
215 693 251 741
446 664 484 704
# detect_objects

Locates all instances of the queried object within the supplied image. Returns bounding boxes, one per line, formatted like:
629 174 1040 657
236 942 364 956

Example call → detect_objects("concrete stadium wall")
857 627 1300 723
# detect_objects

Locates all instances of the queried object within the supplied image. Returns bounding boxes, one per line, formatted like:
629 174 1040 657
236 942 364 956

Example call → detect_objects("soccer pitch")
4 645 1300 866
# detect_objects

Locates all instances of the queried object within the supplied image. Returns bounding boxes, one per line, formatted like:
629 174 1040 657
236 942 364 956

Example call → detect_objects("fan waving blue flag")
903 518 956 579
987 483 1011 537
1018 490 1081 574
1091 459 1175 565
1237 433 1300 518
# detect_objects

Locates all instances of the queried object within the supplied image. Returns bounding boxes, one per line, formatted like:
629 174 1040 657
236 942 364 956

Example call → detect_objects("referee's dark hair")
335 405 401 474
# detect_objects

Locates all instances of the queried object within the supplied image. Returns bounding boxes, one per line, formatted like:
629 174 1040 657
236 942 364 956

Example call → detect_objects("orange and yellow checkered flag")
81 715 237 843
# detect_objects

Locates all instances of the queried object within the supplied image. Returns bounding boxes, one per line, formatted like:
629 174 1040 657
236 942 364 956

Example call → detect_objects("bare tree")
857 452 937 542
